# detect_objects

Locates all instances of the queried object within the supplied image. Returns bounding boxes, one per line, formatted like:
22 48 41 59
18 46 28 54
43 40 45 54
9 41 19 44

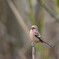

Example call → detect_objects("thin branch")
37 0 59 22
32 42 35 59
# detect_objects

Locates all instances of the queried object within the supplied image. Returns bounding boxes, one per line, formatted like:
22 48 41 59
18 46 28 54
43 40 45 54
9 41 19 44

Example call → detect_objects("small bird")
30 25 52 48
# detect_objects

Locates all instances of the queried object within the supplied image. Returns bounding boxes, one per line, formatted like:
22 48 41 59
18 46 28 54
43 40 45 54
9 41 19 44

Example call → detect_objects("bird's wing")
35 35 44 42
33 30 40 36
33 30 43 42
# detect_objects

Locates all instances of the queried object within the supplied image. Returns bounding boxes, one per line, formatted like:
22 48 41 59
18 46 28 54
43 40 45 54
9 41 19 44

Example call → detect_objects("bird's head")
31 25 38 30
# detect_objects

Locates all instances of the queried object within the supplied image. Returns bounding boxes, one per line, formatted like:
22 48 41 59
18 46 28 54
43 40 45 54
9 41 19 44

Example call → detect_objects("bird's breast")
30 30 34 40
30 30 39 42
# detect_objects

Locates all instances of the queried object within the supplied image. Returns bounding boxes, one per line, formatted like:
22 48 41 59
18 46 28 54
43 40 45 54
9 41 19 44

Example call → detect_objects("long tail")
35 35 52 48
39 38 52 48
43 41 52 48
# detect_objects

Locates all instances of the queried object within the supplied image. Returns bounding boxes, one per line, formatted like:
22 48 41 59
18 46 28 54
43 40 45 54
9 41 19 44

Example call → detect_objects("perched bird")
30 25 52 48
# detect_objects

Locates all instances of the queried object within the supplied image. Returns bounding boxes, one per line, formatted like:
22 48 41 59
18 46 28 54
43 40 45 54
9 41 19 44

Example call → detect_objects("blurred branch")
18 49 27 59
6 0 29 37
37 0 59 22
27 0 32 9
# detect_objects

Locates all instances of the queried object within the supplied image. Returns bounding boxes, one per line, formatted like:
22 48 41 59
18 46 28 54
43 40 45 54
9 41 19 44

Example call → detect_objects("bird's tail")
43 41 52 48
35 35 52 48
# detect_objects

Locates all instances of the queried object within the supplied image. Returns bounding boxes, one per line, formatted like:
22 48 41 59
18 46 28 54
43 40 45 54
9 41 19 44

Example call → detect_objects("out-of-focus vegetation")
0 0 59 59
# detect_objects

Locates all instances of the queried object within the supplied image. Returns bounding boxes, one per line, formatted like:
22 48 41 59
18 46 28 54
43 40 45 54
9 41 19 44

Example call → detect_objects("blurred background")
0 0 59 59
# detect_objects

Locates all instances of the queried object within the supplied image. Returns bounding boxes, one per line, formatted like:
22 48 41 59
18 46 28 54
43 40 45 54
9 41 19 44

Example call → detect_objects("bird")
30 25 52 48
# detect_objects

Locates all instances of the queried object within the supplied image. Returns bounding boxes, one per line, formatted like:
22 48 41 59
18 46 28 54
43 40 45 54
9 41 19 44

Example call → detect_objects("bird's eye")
31 27 36 29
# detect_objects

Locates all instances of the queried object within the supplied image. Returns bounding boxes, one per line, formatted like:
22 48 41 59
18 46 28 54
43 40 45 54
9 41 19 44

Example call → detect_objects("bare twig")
32 42 35 59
